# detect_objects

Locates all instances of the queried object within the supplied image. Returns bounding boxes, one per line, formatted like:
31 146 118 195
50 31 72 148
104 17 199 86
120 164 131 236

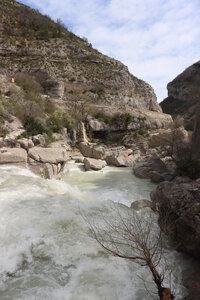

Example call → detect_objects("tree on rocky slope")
86 206 175 300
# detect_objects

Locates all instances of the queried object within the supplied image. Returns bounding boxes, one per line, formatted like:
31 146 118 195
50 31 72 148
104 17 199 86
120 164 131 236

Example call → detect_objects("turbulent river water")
0 163 193 300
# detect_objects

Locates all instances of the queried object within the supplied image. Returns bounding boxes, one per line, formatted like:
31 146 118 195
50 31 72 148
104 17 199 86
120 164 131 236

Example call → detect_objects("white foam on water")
0 164 190 299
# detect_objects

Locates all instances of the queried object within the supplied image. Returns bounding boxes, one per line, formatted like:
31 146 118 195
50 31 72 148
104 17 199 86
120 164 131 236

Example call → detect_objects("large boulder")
105 149 141 167
133 156 170 182
151 177 200 258
0 148 27 165
84 157 107 171
79 142 105 159
28 147 68 164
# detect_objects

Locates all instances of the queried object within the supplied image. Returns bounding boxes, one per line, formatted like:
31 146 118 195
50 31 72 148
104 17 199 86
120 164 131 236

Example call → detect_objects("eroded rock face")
151 178 200 258
161 61 200 129
88 109 172 134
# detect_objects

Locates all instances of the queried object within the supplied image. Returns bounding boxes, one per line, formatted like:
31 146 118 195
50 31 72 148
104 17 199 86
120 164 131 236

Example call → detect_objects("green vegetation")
95 111 132 129
176 160 200 179
0 73 76 138
47 110 75 133
24 116 45 136
2 2 65 40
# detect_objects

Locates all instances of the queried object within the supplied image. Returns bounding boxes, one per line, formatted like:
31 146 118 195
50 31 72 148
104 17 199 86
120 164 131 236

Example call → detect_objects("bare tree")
85 205 175 300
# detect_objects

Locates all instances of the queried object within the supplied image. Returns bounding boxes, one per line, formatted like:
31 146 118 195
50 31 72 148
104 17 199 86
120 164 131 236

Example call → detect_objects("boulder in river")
0 148 27 165
79 142 105 159
84 157 107 171
151 177 200 258
28 147 68 164
133 156 171 183
105 149 140 167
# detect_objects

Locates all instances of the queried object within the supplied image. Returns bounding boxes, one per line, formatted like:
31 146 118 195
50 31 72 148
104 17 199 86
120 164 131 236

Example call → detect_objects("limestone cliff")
0 0 162 113
161 61 200 129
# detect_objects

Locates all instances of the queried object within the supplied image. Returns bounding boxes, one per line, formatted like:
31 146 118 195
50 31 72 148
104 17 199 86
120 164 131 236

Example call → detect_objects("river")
0 162 192 299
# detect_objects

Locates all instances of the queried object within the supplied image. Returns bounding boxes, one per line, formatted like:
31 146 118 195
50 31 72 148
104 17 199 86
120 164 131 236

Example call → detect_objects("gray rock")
18 138 34 150
131 199 152 211
150 171 165 183
0 148 27 164
48 142 72 151
105 149 140 167
32 135 46 147
28 147 68 164
3 116 25 142
151 178 200 258
79 142 105 159
133 156 168 182
44 163 54 179
72 156 84 163
84 157 107 171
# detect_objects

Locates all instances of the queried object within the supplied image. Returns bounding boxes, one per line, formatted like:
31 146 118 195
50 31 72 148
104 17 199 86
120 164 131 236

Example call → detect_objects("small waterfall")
81 122 89 143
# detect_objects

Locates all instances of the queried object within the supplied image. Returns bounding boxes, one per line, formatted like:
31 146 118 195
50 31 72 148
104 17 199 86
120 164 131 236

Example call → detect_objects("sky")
18 0 200 101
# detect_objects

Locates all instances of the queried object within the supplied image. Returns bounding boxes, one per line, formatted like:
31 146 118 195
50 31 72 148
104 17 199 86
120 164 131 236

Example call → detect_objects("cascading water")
0 163 192 299
81 122 89 143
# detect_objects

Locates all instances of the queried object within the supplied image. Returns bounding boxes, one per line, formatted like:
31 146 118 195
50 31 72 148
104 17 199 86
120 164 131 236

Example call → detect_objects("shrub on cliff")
95 111 132 129
15 73 43 95
24 116 45 136
47 110 75 133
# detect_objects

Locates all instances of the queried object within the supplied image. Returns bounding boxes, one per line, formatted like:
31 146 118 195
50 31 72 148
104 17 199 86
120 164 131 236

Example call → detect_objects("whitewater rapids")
0 163 192 299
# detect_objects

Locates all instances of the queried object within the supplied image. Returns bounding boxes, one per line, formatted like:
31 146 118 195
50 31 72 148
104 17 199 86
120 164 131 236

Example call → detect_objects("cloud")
19 0 200 101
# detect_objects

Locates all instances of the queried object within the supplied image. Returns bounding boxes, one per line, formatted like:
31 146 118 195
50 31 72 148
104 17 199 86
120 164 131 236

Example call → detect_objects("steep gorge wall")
161 61 200 129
